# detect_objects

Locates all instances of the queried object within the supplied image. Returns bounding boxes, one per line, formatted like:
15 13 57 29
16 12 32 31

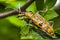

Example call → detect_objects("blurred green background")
0 0 60 40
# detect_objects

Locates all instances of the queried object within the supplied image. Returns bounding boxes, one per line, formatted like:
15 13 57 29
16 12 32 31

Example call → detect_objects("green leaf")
26 2 36 13
7 15 27 27
53 16 60 28
55 28 60 34
45 0 57 9
35 0 44 10
0 0 6 2
20 26 29 36
21 30 43 40
54 28 60 38
44 10 58 20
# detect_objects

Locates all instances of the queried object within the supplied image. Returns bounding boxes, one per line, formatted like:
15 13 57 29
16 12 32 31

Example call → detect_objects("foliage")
0 0 60 40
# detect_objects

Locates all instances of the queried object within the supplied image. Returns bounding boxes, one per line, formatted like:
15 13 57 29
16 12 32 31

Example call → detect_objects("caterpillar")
18 11 56 38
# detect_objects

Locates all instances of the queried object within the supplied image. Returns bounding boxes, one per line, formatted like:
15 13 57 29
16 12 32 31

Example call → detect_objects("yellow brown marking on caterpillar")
18 12 56 38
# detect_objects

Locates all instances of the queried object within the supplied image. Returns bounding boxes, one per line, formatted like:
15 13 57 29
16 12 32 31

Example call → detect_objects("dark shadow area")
55 33 60 38
31 27 53 39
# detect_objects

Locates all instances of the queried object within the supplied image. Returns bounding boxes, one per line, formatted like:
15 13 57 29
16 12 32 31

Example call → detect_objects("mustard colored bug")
18 11 56 38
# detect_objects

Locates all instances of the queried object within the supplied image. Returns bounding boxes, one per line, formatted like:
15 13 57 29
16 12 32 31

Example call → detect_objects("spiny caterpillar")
18 11 56 38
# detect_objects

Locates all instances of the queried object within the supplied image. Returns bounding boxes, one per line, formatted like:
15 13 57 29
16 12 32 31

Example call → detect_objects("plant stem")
0 0 35 18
